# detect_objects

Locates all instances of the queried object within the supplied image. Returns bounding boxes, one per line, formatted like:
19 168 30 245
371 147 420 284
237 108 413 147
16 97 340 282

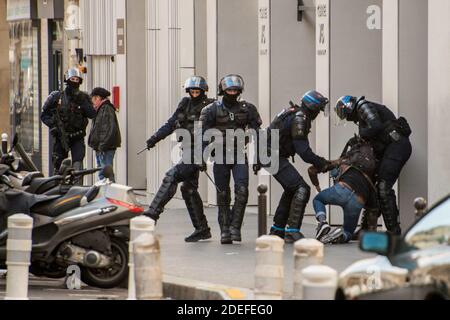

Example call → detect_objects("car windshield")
404 198 450 250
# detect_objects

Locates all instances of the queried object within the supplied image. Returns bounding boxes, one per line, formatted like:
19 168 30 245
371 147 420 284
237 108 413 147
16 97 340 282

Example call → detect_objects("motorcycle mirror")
102 165 114 181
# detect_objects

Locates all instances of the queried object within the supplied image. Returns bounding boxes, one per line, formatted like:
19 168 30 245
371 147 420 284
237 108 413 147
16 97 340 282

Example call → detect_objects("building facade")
17 0 449 231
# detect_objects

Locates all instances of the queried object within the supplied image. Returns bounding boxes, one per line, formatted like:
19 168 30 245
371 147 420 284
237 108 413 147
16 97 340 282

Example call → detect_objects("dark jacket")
41 88 96 136
88 100 121 151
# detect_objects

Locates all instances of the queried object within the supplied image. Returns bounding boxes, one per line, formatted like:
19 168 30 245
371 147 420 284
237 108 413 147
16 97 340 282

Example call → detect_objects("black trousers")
272 157 310 229
53 137 86 171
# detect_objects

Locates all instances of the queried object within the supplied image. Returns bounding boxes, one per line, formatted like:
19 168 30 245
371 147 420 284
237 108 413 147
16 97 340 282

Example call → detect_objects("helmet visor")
221 75 244 92
185 77 208 91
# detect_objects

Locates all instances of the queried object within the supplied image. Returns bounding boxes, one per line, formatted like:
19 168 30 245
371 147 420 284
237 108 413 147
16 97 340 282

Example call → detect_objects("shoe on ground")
230 227 242 242
269 226 285 239
185 228 212 243
220 230 233 245
316 222 331 241
285 231 305 244
320 227 346 244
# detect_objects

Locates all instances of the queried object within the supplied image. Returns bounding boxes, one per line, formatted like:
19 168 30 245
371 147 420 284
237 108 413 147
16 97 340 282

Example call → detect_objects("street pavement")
157 207 374 296
0 207 374 300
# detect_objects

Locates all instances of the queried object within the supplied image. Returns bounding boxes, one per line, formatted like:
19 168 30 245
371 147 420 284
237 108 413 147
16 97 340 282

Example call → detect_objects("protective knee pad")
181 184 207 230
287 185 310 229
377 180 401 234
149 170 179 215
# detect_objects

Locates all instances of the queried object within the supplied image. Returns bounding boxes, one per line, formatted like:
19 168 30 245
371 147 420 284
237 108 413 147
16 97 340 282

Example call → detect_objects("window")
404 198 450 250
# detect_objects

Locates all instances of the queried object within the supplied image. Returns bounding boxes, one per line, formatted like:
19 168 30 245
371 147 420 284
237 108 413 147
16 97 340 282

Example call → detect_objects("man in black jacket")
41 68 96 174
88 87 121 182
335 96 412 235
144 76 215 243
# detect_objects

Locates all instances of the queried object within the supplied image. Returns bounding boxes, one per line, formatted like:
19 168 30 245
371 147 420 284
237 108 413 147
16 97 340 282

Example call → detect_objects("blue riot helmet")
218 74 245 96
184 76 209 93
301 90 330 117
335 95 358 120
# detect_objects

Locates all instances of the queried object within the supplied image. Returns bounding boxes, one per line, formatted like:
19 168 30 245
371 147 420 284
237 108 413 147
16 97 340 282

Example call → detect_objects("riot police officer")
200 75 262 245
266 90 331 243
335 96 412 235
144 76 215 242
41 68 96 174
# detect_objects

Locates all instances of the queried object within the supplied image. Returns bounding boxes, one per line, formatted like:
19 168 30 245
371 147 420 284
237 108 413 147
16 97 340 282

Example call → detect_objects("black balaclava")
347 105 359 123
65 80 81 96
222 92 240 107
189 90 206 105
301 104 320 121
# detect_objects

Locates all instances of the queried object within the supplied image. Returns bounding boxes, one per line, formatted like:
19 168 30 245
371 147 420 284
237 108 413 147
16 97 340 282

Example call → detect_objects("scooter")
1 134 97 196
0 165 145 289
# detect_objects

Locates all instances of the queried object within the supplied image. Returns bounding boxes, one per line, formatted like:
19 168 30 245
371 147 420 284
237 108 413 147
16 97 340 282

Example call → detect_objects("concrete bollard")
128 216 155 300
301 265 338 300
257 185 268 237
133 233 163 300
254 235 284 300
5 214 33 300
293 239 324 299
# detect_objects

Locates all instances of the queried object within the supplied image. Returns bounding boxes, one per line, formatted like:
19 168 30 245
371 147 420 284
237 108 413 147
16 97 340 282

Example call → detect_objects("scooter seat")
31 187 91 217
25 176 63 195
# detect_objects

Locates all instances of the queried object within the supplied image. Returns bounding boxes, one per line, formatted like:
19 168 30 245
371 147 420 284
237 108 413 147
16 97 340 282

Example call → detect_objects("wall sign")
7 0 36 21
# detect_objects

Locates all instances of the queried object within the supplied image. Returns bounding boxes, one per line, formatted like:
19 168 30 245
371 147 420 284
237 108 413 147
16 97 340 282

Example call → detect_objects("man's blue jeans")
313 183 364 242
96 150 116 182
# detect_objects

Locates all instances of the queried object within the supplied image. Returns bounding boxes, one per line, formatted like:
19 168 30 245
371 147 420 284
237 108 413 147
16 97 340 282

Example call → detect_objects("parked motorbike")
0 137 145 289
1 135 99 196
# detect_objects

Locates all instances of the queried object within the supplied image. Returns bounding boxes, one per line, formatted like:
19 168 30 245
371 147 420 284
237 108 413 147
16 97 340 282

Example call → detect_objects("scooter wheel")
80 237 129 289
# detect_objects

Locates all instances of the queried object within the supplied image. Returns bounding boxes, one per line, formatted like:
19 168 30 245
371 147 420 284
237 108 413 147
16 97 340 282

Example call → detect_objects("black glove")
315 158 332 173
50 127 60 138
253 164 262 175
146 137 157 150
197 162 207 172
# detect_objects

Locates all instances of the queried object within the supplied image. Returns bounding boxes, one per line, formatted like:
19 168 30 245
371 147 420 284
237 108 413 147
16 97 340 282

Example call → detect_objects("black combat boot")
269 226 286 239
217 191 232 244
181 184 212 242
352 208 380 240
285 186 310 244
378 181 402 235
230 186 249 242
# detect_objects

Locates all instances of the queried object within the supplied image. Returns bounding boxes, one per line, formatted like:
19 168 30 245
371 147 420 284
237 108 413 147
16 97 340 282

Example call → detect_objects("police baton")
137 147 148 155
203 170 222 193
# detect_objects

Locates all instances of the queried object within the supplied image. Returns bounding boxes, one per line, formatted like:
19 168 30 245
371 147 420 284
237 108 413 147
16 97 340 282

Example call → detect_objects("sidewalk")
156 207 373 296
0 207 373 300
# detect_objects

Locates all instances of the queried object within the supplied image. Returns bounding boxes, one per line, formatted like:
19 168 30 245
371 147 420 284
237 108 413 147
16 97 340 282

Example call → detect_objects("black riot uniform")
144 76 215 243
335 96 412 235
41 69 96 174
267 90 330 243
200 75 262 245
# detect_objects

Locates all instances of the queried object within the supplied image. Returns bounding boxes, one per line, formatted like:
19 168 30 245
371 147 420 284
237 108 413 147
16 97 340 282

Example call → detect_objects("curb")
162 275 254 300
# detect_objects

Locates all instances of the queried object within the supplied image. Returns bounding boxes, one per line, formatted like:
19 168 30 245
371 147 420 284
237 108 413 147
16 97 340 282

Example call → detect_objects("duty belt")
67 130 84 139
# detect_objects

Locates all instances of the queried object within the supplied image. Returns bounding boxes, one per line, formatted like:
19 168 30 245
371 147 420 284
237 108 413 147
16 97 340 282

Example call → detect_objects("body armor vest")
176 97 214 135
58 92 88 135
214 101 252 133
269 106 310 158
